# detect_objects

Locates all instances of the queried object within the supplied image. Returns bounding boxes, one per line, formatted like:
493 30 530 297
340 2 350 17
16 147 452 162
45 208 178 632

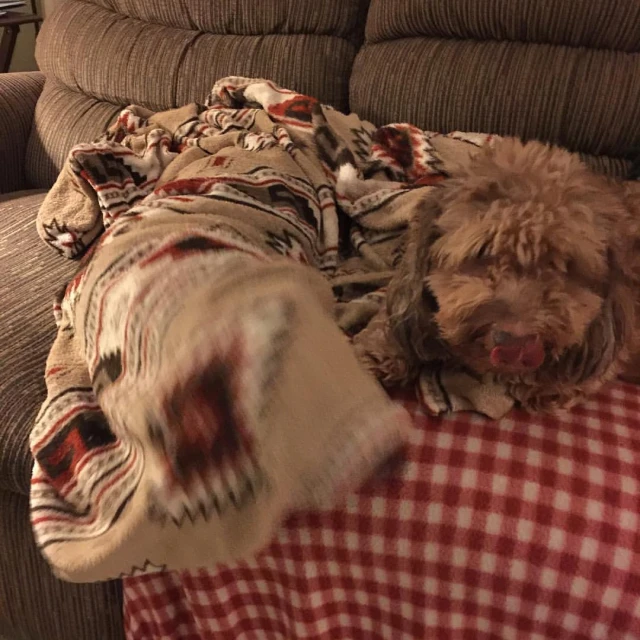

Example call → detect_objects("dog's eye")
541 255 568 273
476 242 491 259
551 257 569 273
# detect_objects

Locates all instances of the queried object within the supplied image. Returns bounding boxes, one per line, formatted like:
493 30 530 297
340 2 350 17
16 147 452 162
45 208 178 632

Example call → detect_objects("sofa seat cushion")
0 489 124 640
0 191 78 495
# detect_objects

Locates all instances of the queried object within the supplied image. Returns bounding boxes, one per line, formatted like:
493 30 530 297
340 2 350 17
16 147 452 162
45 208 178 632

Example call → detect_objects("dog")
359 137 640 411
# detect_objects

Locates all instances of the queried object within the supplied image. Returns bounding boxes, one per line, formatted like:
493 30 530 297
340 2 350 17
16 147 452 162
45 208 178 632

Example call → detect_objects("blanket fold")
32 76 512 582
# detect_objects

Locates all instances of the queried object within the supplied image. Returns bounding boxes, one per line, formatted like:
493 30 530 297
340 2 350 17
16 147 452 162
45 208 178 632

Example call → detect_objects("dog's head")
388 138 635 382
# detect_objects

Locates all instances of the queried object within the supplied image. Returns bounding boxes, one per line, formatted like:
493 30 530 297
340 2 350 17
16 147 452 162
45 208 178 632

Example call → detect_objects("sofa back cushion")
26 0 369 189
350 0 640 175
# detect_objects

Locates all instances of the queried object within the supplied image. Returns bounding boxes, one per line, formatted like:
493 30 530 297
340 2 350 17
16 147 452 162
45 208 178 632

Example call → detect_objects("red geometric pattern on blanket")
371 124 445 182
124 382 640 639
154 332 257 497
267 95 319 128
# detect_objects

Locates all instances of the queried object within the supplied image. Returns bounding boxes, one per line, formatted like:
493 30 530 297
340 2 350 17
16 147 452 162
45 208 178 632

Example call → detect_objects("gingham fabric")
123 382 640 639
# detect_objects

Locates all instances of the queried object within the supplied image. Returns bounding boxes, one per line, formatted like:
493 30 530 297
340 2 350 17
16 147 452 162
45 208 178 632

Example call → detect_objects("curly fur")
365 137 640 411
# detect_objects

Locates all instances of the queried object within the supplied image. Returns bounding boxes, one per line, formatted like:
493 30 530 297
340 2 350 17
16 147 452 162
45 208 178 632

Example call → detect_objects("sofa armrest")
0 72 45 194
0 190 78 496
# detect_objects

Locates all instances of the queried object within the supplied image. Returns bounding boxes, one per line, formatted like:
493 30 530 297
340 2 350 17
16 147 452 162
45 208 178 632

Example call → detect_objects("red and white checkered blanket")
123 382 640 639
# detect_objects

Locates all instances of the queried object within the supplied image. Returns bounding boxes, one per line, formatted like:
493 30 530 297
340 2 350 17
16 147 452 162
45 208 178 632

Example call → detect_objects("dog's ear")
604 195 639 344
605 250 636 352
555 252 635 387
386 189 444 371
556 283 632 387
601 191 640 381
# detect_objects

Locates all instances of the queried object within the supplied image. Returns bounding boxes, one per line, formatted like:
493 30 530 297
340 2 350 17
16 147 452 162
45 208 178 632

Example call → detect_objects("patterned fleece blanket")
31 77 513 583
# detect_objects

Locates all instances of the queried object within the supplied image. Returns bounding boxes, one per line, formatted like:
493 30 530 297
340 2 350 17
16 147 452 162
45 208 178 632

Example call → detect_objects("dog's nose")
492 329 517 346
491 327 537 348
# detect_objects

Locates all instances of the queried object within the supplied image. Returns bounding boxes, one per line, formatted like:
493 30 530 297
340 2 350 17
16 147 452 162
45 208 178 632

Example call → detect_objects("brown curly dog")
359 138 640 411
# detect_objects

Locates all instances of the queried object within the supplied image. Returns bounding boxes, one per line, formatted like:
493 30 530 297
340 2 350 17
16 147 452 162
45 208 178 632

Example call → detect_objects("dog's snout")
490 324 537 348
492 329 516 346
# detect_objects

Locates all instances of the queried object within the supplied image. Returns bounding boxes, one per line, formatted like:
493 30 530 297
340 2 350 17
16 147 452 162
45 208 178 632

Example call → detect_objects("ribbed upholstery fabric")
579 153 633 179
172 33 355 110
351 2 640 162
26 0 367 189
0 192 78 496
87 0 368 40
35 0 358 111
0 73 44 194
26 81 123 190
0 490 123 640
365 0 640 51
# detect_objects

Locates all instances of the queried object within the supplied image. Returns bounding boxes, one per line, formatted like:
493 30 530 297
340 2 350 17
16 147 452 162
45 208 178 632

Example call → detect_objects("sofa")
1 0 639 638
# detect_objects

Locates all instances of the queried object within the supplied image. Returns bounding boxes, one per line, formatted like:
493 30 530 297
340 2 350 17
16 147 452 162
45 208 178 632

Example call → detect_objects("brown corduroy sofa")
1 1 639 638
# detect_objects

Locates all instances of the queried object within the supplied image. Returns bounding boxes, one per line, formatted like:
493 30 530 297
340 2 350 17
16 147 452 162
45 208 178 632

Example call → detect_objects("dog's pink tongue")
521 340 545 369
490 340 545 370
490 345 521 367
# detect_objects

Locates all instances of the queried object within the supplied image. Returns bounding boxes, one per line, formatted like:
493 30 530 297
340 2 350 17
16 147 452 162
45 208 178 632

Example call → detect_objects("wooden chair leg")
31 0 41 35
0 25 20 73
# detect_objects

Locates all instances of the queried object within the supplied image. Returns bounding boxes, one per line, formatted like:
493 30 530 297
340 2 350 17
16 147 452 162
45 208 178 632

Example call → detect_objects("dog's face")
389 138 632 381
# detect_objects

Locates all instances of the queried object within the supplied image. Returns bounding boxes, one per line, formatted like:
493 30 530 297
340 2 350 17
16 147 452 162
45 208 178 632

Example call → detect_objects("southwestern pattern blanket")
32 77 510 582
